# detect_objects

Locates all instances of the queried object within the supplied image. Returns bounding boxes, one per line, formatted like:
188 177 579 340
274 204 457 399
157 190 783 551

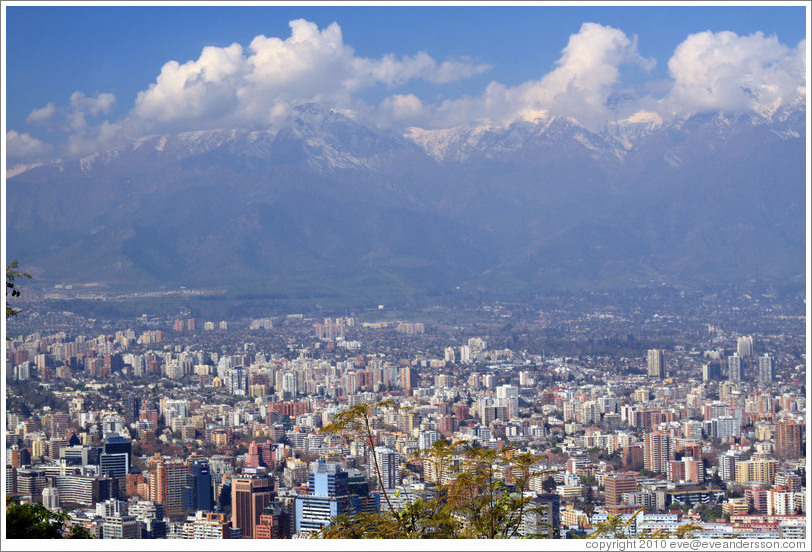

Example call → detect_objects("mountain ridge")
6 101 806 301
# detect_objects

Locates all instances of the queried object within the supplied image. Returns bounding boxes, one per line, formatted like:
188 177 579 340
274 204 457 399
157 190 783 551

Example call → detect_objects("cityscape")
2 2 809 548
3 284 807 543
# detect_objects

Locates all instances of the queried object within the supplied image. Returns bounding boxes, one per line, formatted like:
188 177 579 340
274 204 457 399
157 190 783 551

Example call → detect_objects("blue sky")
3 3 808 162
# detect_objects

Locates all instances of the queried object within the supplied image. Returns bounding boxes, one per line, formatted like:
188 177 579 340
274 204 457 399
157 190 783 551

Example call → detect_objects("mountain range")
6 101 807 303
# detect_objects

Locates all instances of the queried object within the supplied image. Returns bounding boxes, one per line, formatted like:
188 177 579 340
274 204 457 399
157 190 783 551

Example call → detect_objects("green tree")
6 260 31 318
319 402 551 539
5 496 93 539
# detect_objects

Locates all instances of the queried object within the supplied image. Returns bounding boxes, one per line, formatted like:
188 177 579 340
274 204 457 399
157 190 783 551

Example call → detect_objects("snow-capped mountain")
6 100 806 300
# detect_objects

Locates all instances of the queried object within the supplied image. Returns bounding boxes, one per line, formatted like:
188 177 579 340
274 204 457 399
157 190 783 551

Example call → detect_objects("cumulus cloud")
378 94 425 123
133 19 490 131
67 91 117 131
666 31 806 117
13 19 807 159
6 130 51 158
396 22 656 130
26 103 56 124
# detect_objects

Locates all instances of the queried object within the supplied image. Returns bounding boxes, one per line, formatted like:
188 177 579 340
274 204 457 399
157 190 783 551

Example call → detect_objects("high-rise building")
372 446 399 490
735 459 777 485
644 432 673 474
702 361 723 381
42 486 60 510
15 467 47 504
727 354 743 382
399 367 418 394
667 458 704 484
254 500 292 539
604 474 637 508
225 366 247 396
294 461 378 536
520 493 561 538
231 469 275 539
189 458 213 512
647 349 665 379
775 420 804 458
758 354 775 384
99 452 129 496
737 336 755 358
718 450 742 482
148 454 189 517
124 396 141 424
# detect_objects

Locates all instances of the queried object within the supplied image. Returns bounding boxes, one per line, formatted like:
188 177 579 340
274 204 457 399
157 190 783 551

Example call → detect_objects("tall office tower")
231 470 275 539
124 396 141 423
294 461 379 536
189 458 213 512
99 452 129 498
737 336 755 358
727 353 743 382
774 420 804 459
104 437 132 462
372 447 399 490
399 367 418 394
758 354 775 383
644 431 673 474
647 349 665 379
148 454 189 517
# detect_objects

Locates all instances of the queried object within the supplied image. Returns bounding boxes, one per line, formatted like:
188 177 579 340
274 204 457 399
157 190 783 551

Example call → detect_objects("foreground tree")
5 496 93 539
318 402 552 539
6 260 31 318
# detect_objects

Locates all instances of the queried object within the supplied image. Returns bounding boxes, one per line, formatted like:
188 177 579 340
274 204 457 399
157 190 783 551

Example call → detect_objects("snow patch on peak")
79 148 122 173
6 162 43 179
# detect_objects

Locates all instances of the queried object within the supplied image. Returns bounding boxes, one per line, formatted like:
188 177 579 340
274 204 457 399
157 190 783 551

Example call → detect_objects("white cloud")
379 94 425 123
666 31 805 117
67 91 118 131
134 43 246 124
6 130 51 158
17 20 806 158
26 103 56 123
132 18 489 131
407 22 656 130
529 22 655 117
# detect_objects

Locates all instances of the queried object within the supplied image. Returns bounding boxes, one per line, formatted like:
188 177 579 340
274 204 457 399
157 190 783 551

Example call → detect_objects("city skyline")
2 1 809 545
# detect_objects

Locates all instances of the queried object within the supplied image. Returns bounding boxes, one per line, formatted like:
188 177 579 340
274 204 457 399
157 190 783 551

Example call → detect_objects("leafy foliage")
586 508 701 540
6 260 31 318
319 402 552 539
5 496 93 539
